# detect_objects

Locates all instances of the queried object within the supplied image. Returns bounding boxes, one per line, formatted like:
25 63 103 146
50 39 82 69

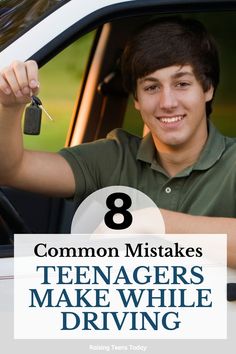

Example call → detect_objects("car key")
24 96 53 135
24 97 42 135
31 96 54 121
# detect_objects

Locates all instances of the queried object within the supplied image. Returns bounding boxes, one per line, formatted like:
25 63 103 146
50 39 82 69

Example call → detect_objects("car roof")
0 0 133 67
1 0 236 69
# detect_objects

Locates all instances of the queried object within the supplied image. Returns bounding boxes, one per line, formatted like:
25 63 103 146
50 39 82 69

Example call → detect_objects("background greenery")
197 12 236 135
24 12 236 152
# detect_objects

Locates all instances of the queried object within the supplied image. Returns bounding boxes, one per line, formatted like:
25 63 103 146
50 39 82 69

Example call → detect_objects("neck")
153 130 208 177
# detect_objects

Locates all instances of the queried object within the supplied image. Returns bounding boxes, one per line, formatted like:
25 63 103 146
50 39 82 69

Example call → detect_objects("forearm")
160 209 236 268
0 103 26 183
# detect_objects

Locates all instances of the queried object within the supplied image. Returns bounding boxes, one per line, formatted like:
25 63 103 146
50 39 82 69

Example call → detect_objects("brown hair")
121 17 220 117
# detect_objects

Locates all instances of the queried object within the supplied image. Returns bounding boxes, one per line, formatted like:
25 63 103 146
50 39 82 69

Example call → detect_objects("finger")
2 66 22 97
0 72 12 95
25 60 39 94
10 60 31 95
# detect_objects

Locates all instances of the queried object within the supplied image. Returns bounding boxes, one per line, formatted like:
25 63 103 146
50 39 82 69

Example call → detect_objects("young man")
0 17 235 267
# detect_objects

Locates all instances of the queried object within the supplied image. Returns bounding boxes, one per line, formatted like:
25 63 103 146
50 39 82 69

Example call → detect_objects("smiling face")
135 65 214 153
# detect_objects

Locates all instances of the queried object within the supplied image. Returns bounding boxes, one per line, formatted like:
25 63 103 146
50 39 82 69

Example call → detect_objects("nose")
159 87 178 110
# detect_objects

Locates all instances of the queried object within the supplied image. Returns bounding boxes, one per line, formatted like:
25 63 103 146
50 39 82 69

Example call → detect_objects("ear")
205 85 214 102
134 98 140 111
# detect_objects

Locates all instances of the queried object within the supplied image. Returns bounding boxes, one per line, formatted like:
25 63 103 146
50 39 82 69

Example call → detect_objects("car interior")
1 2 236 259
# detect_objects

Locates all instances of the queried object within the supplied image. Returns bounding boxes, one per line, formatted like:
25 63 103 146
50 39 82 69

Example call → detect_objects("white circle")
114 198 123 207
165 187 172 194
113 213 124 224
71 186 165 235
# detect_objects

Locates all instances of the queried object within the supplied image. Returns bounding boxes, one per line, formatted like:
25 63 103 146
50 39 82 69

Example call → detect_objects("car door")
0 0 137 247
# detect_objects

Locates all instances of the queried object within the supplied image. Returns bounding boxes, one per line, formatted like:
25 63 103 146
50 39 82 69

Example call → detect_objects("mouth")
157 115 185 124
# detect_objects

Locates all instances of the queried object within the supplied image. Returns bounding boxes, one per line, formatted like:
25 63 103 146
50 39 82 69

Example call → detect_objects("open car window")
23 30 95 152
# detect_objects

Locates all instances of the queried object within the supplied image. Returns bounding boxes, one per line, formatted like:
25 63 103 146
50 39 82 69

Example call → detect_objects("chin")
159 134 186 147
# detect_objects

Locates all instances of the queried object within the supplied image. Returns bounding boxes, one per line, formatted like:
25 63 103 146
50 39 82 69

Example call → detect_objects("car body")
0 0 235 351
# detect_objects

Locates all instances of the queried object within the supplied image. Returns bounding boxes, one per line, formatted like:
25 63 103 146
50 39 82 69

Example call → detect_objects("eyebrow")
139 71 194 83
173 71 194 79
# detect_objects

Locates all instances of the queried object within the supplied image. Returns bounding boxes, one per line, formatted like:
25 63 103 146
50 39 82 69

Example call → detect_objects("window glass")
122 97 143 137
23 31 95 152
198 12 236 137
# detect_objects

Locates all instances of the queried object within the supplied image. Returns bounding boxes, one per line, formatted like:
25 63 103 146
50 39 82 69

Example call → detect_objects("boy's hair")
121 16 220 117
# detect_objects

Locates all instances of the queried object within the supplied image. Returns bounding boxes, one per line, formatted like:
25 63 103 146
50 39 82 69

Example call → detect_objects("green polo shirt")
59 122 236 217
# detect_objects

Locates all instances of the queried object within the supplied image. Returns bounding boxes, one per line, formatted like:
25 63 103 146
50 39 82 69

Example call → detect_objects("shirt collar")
137 121 226 177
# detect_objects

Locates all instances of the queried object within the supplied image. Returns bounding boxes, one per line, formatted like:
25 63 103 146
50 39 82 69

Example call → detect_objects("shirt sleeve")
58 129 138 202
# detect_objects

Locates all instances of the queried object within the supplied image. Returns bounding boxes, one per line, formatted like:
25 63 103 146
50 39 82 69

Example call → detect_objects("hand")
0 60 39 107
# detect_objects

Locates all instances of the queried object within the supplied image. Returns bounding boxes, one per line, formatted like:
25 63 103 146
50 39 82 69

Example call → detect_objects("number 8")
104 192 133 230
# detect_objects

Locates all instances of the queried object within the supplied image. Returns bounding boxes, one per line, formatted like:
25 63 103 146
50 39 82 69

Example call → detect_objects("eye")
144 84 159 93
176 81 191 88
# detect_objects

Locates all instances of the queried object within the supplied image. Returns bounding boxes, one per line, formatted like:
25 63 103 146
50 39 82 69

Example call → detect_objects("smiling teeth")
159 116 183 123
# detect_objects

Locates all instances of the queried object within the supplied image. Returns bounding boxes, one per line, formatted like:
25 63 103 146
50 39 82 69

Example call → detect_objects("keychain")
24 96 54 135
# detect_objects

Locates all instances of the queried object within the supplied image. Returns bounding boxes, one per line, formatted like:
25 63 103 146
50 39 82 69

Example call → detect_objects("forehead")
138 65 196 83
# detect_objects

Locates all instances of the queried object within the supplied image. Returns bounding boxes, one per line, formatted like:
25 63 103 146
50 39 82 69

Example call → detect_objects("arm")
0 60 75 197
161 209 236 269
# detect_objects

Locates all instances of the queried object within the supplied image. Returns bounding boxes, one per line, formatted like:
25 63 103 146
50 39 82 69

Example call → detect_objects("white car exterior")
0 0 135 68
